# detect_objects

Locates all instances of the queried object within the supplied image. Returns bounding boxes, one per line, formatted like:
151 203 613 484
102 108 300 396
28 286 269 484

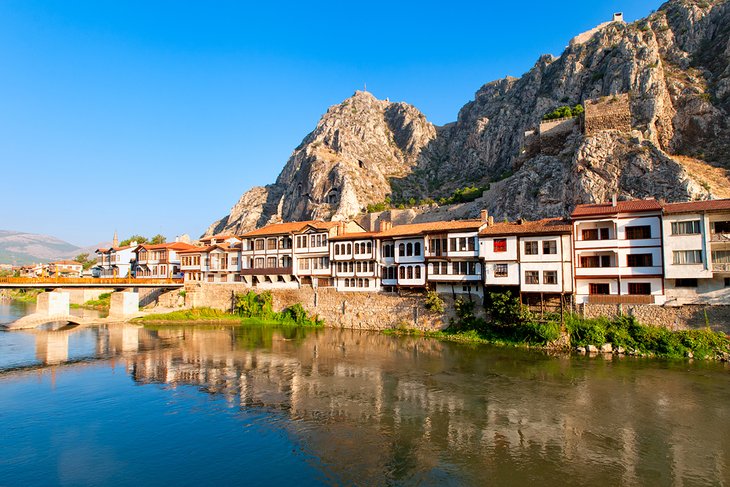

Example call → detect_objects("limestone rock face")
207 0 730 236
206 91 436 235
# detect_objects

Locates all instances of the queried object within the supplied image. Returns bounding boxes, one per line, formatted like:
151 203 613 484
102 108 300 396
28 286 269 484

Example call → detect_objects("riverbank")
384 313 730 361
0 289 41 303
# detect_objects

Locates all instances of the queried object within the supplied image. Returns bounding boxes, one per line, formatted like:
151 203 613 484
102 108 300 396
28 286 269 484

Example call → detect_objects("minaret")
113 230 119 248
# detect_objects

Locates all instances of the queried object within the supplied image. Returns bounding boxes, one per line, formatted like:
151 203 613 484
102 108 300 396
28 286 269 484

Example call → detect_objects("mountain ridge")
0 230 109 266
207 0 730 236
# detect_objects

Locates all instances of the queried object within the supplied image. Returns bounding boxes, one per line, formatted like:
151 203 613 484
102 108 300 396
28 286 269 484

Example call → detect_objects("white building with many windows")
134 242 197 279
571 199 665 305
662 199 730 304
479 218 573 301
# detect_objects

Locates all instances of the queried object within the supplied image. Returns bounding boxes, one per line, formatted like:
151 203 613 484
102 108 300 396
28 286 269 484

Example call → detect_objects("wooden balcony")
240 266 293 276
587 295 655 305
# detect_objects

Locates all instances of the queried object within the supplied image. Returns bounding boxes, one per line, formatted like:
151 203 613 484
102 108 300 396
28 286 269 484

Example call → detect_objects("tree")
74 253 96 270
150 234 167 244
119 235 148 247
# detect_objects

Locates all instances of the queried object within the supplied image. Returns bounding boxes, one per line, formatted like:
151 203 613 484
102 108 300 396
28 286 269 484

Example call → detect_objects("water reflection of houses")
125 328 728 485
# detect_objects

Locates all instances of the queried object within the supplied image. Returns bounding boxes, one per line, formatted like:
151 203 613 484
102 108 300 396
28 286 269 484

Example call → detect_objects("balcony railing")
711 233 730 243
712 262 730 272
240 266 293 276
587 295 655 305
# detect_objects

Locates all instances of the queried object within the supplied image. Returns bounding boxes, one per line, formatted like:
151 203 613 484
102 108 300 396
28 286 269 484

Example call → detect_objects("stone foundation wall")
139 288 184 308
582 303 730 334
183 283 473 331
584 94 632 135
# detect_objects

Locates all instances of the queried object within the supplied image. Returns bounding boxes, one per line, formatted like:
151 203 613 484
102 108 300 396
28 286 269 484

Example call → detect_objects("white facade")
479 235 519 286
331 237 380 292
425 231 483 296
662 205 730 305
96 244 136 278
572 205 666 305
518 234 573 294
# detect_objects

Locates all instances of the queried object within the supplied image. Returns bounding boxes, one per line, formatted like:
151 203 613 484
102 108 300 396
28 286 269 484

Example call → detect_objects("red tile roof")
136 242 198 251
571 199 662 217
662 199 730 214
379 220 483 238
479 218 572 236
329 232 380 241
200 234 237 242
238 220 338 237
50 260 82 266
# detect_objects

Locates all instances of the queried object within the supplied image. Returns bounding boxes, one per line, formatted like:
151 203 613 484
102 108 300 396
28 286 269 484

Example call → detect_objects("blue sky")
0 0 663 246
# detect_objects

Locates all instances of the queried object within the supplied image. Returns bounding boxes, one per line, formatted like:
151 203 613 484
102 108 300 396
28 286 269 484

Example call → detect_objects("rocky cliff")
207 0 730 236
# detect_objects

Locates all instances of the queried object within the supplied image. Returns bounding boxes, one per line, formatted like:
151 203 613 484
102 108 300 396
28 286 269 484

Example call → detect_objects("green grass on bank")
71 292 112 310
386 290 730 361
5 289 42 303
134 292 325 329
565 314 730 360
134 307 246 323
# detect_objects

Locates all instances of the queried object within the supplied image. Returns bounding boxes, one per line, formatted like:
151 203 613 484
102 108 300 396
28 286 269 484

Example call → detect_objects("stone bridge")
3 291 142 330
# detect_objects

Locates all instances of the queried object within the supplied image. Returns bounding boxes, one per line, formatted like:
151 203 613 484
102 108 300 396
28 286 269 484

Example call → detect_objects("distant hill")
0 230 110 266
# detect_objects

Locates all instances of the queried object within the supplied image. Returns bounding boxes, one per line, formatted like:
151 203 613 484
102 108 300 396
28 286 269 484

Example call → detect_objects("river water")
1 301 729 486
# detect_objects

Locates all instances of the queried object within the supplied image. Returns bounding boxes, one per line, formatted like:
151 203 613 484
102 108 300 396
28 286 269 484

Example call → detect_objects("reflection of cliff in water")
127 326 730 486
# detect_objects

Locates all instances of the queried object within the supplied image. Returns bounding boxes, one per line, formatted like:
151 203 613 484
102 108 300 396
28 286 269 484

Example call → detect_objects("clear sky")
0 0 664 247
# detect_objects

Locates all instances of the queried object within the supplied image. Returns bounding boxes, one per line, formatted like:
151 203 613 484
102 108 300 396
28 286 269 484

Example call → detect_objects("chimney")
612 194 618 207
378 220 392 232
480 209 489 223
488 216 494 226
613 12 624 23
337 221 346 236
517 218 524 225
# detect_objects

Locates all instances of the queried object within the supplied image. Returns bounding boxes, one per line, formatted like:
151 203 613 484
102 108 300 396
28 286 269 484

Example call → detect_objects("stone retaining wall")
582 303 730 334
584 94 632 135
183 283 472 331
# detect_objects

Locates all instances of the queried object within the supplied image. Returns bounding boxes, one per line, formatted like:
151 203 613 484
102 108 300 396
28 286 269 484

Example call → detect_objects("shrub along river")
1 300 729 486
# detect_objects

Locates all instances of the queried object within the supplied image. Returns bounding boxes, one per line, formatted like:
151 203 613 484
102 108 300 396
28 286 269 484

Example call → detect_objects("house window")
267 257 277 268
673 250 703 265
671 220 701 235
398 243 405 257
725 278 730 287
494 264 508 277
627 254 653 267
524 271 539 284
582 228 610 240
255 239 265 251
524 241 538 255
415 266 421 279
580 255 613 268
589 283 610 295
493 239 507 252
543 241 557 254
543 271 558 285
407 266 413 279
713 221 730 234
675 278 698 288
467 237 475 252
712 250 730 263
628 282 652 295
625 225 652 239
267 239 277 250
414 242 421 256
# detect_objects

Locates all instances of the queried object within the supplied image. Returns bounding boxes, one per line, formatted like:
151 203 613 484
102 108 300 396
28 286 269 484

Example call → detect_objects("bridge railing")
0 277 184 285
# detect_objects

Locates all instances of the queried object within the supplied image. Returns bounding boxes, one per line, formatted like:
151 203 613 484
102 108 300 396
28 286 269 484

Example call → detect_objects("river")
1 301 729 486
